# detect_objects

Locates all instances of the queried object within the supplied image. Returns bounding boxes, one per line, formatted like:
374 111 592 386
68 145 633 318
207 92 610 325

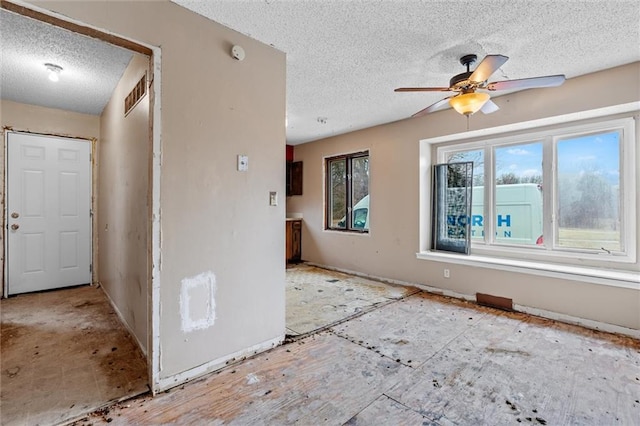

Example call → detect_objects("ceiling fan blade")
487 74 566 91
395 87 451 92
412 97 453 117
480 99 499 114
469 54 509 83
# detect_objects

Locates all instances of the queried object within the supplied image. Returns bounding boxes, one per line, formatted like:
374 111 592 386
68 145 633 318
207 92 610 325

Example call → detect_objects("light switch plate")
269 191 278 206
237 155 248 171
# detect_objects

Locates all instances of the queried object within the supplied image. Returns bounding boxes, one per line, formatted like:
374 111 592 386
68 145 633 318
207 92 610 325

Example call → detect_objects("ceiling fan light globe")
449 92 490 115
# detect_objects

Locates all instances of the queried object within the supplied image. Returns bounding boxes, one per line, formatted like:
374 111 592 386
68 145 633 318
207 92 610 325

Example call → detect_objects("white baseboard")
306 262 476 302
514 304 640 339
304 262 639 339
154 334 284 393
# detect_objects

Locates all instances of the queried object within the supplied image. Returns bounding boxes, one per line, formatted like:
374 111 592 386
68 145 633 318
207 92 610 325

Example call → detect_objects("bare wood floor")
76 266 640 425
0 285 148 426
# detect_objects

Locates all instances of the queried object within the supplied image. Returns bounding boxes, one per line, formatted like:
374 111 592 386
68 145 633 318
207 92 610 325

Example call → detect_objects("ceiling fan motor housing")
450 54 479 89
450 71 474 89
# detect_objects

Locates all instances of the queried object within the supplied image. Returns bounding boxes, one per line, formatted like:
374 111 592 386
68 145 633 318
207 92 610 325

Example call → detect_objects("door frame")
3 131 96 297
1 0 163 394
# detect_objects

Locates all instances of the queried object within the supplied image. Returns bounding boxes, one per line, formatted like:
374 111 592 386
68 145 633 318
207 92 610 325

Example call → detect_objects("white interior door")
7 132 92 295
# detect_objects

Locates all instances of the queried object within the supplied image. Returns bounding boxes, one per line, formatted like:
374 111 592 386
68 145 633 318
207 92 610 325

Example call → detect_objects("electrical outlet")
444 269 450 278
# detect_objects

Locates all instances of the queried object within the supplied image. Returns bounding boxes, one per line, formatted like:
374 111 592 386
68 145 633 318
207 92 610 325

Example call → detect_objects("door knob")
11 224 19 230
11 212 19 219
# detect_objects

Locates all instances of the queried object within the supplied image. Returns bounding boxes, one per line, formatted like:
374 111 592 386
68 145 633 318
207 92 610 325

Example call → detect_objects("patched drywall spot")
180 271 217 333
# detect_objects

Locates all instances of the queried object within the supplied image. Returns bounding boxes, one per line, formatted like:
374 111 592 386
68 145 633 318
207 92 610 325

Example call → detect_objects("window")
493 141 543 246
432 162 474 254
435 117 636 265
326 151 369 232
445 149 484 240
556 132 620 252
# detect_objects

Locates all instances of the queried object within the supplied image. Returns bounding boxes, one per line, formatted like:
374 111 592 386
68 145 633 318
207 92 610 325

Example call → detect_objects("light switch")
237 155 248 172
269 191 278 206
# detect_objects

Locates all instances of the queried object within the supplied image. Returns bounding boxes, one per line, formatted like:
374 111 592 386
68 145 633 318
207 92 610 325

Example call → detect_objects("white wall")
287 63 640 332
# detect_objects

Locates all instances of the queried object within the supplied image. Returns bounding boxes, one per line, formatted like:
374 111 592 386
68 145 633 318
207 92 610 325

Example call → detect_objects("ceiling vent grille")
124 73 146 116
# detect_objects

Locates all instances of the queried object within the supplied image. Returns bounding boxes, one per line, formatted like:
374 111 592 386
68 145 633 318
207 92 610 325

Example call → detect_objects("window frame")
434 116 636 267
324 150 370 233
432 161 474 254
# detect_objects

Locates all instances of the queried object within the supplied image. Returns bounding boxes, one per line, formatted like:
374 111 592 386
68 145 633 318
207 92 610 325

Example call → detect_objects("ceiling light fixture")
44 63 63 82
449 92 490 116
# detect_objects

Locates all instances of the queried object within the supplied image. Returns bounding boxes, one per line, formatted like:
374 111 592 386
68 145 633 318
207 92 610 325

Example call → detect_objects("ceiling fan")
395 54 565 117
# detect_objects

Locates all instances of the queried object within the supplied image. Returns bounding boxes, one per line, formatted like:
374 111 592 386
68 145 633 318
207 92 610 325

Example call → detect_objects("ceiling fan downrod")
459 54 477 72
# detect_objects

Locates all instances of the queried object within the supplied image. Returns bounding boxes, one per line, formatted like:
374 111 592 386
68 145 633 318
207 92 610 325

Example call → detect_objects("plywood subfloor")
286 264 418 335
1 285 149 426
345 293 640 425
77 285 640 425
76 332 415 425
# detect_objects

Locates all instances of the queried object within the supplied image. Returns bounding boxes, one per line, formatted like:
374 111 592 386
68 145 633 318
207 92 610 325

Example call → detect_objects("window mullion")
619 122 635 256
485 145 494 244
543 136 555 251
346 156 353 230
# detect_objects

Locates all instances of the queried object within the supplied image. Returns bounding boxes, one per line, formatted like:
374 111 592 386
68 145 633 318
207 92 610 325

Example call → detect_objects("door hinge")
90 264 93 273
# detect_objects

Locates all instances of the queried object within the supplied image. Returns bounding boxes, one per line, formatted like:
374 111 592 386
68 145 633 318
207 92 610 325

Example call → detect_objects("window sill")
324 229 370 236
416 251 639 290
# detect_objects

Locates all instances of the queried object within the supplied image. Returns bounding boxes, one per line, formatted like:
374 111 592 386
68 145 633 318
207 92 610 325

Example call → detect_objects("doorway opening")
0 2 159 423
6 132 92 295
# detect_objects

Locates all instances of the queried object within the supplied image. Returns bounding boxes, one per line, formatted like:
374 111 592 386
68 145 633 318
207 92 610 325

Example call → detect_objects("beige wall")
0 100 100 298
1 99 100 138
287 62 640 331
98 53 150 353
32 0 286 387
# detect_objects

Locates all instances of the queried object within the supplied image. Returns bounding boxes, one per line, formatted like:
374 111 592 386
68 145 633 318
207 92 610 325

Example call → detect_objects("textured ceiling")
0 8 133 116
2 2 639 142
173 0 640 145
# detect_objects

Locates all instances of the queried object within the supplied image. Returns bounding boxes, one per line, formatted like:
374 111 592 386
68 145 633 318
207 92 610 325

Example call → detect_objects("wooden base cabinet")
286 219 302 263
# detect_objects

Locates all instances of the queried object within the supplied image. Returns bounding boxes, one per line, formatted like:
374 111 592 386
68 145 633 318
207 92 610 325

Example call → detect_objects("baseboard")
96 282 148 357
413 283 477 302
306 261 476 302
514 304 640 339
154 334 284 393
304 262 639 339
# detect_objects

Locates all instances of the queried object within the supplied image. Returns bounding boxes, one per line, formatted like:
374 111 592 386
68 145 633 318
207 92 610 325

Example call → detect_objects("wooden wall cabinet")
286 161 303 196
286 219 302 263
